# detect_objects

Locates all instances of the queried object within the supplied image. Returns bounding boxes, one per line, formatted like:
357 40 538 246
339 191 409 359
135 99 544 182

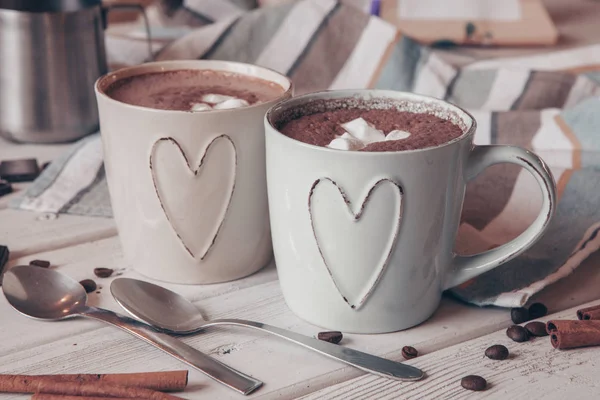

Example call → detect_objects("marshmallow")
341 118 385 144
190 103 213 112
201 93 237 104
386 130 411 141
327 132 365 151
326 119 413 151
213 98 250 110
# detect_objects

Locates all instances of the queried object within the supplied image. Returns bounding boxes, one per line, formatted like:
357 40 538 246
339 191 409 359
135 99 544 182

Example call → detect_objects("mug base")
129 249 274 285
283 295 441 334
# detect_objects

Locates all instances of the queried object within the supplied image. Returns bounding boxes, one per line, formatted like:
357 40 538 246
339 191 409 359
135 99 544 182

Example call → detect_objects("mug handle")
443 145 557 290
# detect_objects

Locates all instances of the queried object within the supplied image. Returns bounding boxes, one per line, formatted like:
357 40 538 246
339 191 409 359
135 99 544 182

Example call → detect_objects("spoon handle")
205 319 424 381
80 307 262 395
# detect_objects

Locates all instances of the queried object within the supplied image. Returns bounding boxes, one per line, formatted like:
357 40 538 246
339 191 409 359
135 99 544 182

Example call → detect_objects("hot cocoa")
277 98 464 152
105 69 285 112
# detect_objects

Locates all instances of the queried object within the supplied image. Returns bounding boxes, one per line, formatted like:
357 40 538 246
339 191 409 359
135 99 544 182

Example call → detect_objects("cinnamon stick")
577 304 600 320
0 371 187 393
36 382 182 400
546 320 600 349
32 395 131 400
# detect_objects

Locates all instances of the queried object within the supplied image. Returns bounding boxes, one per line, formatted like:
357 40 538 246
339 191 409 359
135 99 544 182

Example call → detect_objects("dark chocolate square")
0 159 40 182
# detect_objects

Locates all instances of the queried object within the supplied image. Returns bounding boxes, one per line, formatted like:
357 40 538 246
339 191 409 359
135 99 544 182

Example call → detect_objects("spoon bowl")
112 277 425 382
3 265 87 321
111 277 204 333
2 265 263 395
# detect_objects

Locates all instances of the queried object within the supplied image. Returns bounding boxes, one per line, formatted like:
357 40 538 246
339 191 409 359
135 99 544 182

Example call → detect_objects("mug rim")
94 60 294 115
265 89 477 155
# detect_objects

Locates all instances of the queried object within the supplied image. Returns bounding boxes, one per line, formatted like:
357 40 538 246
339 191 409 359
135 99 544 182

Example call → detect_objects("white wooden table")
1 136 600 400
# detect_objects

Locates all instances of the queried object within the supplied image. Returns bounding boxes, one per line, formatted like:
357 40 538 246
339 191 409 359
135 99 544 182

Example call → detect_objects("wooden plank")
0 136 72 163
299 299 600 400
0 282 506 400
6 236 281 310
0 208 116 258
1 238 599 399
1 237 280 358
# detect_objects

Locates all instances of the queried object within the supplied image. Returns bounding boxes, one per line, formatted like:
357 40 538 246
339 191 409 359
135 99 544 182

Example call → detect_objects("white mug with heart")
265 90 557 333
95 60 292 284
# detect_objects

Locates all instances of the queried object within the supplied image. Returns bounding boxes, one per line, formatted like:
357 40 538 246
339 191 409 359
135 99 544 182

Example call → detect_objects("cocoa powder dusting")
278 108 463 152
106 69 284 111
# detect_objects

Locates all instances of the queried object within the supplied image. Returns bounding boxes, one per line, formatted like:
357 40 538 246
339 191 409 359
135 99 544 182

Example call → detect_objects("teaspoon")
1 266 262 395
111 277 425 381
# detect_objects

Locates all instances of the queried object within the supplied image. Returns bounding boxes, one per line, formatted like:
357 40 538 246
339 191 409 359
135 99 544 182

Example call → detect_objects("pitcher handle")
102 3 154 61
443 145 557 290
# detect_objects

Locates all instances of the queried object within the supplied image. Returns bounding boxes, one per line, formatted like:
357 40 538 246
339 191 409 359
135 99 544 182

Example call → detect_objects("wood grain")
1 237 600 399
299 299 600 400
0 209 116 259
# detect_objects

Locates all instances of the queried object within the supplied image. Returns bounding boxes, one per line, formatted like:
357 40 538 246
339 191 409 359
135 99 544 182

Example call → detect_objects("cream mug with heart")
95 60 292 283
265 90 556 333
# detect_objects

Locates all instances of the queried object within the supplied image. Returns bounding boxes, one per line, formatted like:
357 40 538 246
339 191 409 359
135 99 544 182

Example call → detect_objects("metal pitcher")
0 0 152 143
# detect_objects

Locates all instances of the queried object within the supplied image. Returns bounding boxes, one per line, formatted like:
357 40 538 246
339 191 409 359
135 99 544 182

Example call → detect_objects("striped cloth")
11 0 600 307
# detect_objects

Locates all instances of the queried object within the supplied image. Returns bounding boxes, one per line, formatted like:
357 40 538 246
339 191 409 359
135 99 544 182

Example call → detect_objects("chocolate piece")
0 159 40 182
79 279 97 294
317 331 343 344
506 325 530 342
524 321 548 337
93 268 114 278
0 180 12 197
528 303 548 319
484 344 509 360
0 245 9 286
401 346 418 359
510 307 530 324
461 375 487 391
29 259 51 268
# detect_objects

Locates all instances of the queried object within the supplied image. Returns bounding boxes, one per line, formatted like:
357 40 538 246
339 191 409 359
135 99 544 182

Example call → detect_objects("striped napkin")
11 0 600 308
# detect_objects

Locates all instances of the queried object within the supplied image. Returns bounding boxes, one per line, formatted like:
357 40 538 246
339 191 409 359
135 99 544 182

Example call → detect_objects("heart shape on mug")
150 135 236 260
309 178 403 310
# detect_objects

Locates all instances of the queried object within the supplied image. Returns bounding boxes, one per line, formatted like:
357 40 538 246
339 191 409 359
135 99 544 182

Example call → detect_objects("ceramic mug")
95 60 292 284
265 90 556 333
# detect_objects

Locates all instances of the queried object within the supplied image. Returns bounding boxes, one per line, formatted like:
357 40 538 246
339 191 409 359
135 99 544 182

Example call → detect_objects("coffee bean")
524 321 548 337
29 259 51 268
528 303 548 319
461 375 487 391
510 307 530 324
506 325 530 342
402 346 418 359
484 344 509 360
93 268 114 278
317 331 343 344
79 279 97 293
